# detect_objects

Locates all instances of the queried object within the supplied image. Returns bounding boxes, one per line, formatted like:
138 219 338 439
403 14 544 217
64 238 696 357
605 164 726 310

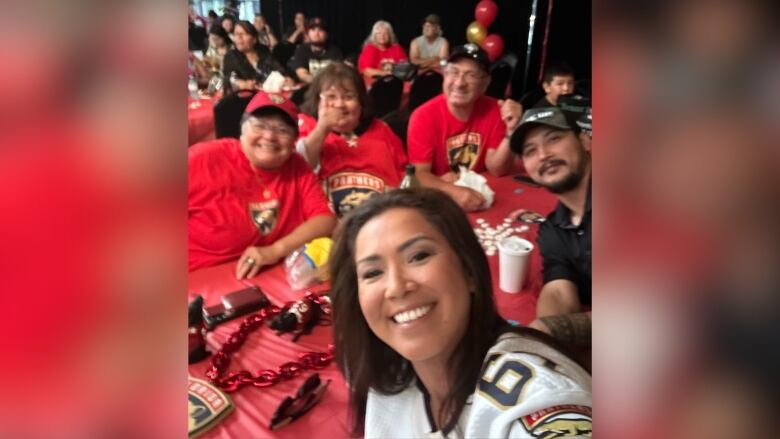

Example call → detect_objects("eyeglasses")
319 92 358 104
248 120 296 138
269 373 331 430
443 67 486 83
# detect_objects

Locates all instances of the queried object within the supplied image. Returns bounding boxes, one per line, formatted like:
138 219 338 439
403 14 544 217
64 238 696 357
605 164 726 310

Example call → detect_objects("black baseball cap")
446 44 490 72
308 17 326 31
509 107 574 154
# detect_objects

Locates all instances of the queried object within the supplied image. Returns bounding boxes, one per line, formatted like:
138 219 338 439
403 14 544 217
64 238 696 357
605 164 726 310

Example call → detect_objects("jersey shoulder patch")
519 405 592 438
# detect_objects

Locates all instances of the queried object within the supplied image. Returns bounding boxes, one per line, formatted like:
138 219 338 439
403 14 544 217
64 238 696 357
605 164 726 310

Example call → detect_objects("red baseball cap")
244 91 299 129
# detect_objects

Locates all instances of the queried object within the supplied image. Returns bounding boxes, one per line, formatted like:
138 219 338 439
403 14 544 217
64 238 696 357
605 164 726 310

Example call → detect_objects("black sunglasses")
269 373 331 430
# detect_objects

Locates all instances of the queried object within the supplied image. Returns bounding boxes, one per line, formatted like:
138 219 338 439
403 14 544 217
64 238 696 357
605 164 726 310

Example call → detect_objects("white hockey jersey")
365 333 592 438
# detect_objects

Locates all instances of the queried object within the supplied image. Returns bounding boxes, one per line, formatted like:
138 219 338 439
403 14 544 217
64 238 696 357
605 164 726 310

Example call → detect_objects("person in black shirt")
509 106 591 347
222 21 288 93
284 12 308 46
532 62 575 108
289 18 344 84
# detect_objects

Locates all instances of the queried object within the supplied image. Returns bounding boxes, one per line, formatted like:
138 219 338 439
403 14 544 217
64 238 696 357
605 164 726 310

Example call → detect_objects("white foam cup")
497 236 534 293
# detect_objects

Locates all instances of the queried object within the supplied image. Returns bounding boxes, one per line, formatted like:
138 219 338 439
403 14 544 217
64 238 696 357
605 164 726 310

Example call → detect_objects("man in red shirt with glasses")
407 44 523 211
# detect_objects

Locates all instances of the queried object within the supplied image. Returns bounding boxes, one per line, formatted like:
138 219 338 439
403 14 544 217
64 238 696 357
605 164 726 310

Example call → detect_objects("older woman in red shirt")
358 20 408 78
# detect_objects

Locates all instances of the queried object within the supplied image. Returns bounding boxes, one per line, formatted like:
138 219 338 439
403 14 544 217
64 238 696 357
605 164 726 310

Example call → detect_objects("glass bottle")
399 164 420 189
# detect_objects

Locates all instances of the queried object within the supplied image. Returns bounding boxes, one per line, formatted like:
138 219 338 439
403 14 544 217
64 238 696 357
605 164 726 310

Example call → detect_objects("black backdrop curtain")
261 0 590 98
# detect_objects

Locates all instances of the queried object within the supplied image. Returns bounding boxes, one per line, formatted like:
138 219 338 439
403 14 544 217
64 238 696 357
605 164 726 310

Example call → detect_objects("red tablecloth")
188 96 216 146
466 173 558 325
189 263 350 439
187 173 556 438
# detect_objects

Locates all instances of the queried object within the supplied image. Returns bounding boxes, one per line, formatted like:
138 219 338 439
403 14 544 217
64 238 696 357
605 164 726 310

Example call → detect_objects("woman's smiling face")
355 208 472 369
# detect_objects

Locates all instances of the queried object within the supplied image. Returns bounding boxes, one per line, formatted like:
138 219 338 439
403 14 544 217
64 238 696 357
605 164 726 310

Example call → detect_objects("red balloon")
481 34 504 62
475 0 498 27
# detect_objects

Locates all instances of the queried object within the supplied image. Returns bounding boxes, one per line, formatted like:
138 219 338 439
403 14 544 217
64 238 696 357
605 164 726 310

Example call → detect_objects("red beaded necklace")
204 293 334 392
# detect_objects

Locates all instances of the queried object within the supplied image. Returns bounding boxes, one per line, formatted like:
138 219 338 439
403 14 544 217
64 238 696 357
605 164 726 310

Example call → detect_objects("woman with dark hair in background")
254 14 279 49
221 21 288 93
297 62 406 217
204 25 232 73
220 15 235 35
330 189 592 437
284 12 309 46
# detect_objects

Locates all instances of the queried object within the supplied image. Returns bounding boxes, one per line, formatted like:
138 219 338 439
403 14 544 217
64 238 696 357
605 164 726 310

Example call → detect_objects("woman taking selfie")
330 189 592 438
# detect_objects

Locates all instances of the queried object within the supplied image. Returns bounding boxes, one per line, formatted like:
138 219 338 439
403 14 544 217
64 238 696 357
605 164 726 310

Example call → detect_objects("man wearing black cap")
509 106 591 347
409 14 450 71
289 17 343 84
407 44 522 211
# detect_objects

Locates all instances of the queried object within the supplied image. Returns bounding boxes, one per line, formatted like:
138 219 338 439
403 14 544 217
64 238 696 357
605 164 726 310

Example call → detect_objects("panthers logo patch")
327 172 384 217
519 405 592 438
446 132 482 172
268 94 286 104
248 199 279 236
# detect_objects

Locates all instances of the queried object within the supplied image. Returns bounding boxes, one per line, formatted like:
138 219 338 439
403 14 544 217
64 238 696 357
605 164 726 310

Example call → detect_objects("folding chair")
213 89 257 139
368 75 403 119
272 43 296 69
408 70 443 112
518 87 546 110
486 52 519 99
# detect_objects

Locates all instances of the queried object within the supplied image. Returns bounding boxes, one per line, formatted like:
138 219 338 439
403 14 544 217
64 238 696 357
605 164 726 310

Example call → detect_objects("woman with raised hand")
297 62 406 217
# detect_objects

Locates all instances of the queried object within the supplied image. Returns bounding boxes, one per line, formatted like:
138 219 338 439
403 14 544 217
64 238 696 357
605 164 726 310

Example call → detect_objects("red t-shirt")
298 114 407 216
358 43 408 73
407 94 506 176
188 138 333 271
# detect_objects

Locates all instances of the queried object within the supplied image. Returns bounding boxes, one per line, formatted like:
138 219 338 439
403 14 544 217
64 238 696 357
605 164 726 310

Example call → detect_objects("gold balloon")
466 21 487 45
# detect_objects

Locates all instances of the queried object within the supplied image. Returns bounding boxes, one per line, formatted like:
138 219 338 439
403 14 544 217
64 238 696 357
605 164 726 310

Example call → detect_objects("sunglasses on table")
269 373 331 430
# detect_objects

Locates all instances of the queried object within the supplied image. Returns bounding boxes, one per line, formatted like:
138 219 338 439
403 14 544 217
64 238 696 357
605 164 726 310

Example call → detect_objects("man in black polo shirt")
289 17 344 84
509 106 591 347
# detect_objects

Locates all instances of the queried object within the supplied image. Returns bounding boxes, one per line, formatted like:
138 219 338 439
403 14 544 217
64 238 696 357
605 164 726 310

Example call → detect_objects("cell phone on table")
203 285 270 329
513 174 541 188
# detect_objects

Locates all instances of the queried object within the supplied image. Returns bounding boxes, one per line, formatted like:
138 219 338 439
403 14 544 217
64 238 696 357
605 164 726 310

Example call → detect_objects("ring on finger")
245 257 255 265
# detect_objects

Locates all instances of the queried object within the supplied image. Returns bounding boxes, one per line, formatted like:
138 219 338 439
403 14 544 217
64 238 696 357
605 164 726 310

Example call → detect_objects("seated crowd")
189 8 592 438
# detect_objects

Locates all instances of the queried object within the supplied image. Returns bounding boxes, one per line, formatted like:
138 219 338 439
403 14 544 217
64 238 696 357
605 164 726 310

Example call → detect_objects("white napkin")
454 166 495 209
262 71 286 93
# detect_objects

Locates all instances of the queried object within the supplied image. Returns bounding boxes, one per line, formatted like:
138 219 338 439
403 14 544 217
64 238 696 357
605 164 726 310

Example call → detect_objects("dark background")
260 0 591 98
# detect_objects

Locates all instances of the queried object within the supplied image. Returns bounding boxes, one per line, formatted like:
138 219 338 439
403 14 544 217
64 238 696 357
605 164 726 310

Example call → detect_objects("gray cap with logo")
509 106 573 154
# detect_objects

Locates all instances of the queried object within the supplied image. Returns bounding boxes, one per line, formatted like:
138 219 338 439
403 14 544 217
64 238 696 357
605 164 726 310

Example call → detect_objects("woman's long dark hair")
208 24 231 48
300 62 374 131
330 188 538 436
233 20 264 54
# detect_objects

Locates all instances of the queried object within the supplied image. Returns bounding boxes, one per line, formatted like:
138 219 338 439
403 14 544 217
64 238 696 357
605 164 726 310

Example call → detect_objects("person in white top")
410 14 450 72
330 188 592 438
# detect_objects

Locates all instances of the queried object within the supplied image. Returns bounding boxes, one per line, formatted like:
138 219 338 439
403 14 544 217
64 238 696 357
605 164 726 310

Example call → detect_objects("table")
188 96 216 146
189 264 350 439
187 173 557 438
466 173 559 325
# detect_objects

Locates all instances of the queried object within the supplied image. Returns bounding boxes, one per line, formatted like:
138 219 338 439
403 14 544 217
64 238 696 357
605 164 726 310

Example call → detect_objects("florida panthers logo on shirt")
327 172 385 217
248 199 279 236
519 405 593 438
446 132 481 172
